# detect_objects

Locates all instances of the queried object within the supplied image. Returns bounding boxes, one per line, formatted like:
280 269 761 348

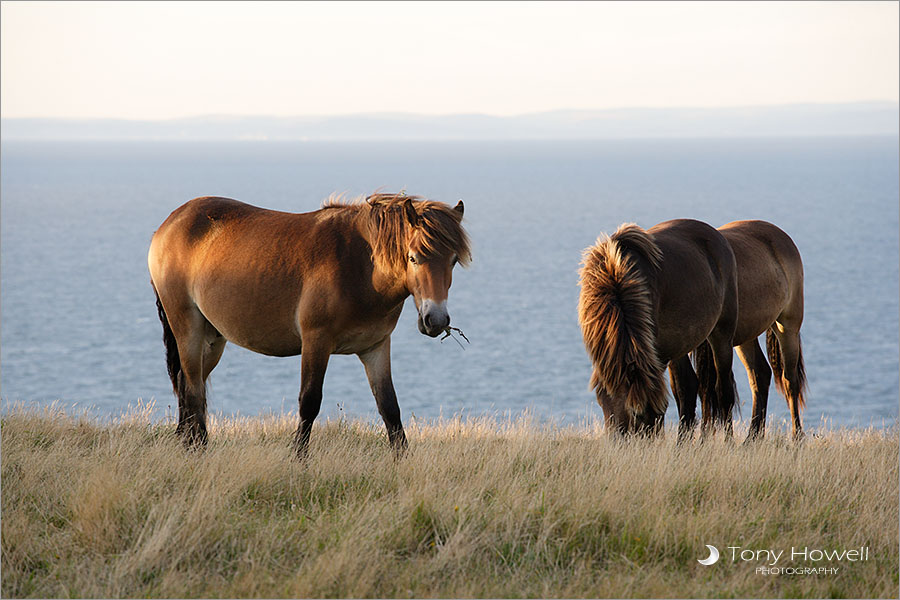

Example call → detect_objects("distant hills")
2 103 897 141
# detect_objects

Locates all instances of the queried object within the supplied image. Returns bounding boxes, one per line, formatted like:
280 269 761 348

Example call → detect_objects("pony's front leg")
293 337 331 459
358 337 408 456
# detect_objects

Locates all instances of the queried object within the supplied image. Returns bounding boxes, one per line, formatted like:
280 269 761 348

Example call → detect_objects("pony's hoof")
392 443 409 461
742 433 763 446
675 433 694 446
291 440 310 462
175 424 207 447
180 434 208 452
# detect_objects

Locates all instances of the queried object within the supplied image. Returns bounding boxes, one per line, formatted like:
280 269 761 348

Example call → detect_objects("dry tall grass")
2 403 897 598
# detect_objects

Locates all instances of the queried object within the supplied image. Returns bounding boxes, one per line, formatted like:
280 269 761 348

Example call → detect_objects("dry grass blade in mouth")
440 326 470 349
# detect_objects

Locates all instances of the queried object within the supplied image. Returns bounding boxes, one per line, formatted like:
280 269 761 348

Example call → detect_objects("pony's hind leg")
358 337 408 456
707 330 738 440
168 304 212 446
668 355 699 443
691 342 719 440
768 324 806 440
735 338 772 441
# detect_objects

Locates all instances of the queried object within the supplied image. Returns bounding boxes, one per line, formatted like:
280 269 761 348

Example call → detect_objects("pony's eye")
408 254 417 264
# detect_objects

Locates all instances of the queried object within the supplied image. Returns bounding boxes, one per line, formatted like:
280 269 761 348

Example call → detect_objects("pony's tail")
578 226 666 418
692 341 739 423
692 341 717 419
152 282 183 398
765 328 807 410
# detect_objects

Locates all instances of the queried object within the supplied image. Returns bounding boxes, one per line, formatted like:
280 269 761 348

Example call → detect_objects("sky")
1 1 898 120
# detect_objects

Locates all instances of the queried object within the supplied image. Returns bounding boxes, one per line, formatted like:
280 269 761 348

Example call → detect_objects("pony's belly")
218 327 303 357
195 294 304 357
658 320 716 362
243 342 303 358
224 324 396 357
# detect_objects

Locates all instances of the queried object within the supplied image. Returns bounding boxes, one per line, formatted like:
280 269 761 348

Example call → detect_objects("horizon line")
3 100 898 123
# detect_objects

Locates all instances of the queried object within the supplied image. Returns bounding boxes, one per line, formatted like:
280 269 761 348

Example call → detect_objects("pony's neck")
370 264 410 305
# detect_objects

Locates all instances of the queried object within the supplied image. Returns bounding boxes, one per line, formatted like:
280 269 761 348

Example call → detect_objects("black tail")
693 341 717 421
765 328 782 395
692 341 739 423
766 327 807 409
153 283 183 398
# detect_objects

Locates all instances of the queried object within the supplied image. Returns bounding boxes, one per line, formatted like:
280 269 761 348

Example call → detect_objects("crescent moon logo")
698 544 720 566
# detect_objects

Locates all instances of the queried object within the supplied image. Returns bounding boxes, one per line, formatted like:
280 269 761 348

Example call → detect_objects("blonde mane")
577 223 666 417
323 192 471 275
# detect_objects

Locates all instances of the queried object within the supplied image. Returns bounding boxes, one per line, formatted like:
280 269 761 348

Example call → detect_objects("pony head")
595 387 664 435
361 193 471 338
400 197 468 337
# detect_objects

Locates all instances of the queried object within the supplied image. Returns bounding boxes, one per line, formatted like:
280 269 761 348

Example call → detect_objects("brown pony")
690 220 806 440
148 193 470 456
578 219 739 438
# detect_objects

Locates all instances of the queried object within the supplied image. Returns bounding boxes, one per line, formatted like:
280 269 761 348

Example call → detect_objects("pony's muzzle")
418 299 450 337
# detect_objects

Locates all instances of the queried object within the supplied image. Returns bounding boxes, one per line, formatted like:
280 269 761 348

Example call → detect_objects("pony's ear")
453 200 464 217
403 198 418 227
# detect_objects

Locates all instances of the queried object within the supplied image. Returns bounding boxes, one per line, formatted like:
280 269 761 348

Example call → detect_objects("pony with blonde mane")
578 219 739 437
149 193 470 456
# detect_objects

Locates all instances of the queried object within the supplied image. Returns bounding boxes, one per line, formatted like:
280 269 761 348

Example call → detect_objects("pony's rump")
578 223 667 417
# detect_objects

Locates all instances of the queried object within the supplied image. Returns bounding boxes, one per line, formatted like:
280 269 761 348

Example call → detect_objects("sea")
1 137 897 430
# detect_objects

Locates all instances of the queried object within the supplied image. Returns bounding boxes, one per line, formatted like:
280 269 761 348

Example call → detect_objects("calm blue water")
1 138 898 429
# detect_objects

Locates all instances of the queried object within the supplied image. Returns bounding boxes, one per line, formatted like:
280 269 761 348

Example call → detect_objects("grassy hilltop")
1 405 897 598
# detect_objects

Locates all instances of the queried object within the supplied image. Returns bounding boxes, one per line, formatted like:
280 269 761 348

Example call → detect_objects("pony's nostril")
422 311 449 332
420 300 450 334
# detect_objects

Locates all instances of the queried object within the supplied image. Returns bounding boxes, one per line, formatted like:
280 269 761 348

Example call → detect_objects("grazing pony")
691 220 806 440
578 219 738 438
148 193 470 456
